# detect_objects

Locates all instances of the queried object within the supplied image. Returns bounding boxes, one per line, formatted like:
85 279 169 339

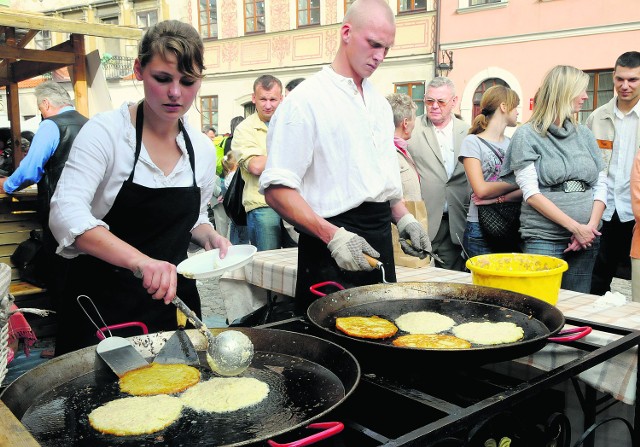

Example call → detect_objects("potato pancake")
395 311 455 334
181 377 269 413
119 362 200 396
335 316 398 339
392 334 471 349
452 322 524 345
88 395 183 436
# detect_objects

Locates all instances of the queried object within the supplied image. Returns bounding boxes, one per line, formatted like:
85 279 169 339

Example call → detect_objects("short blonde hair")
529 65 588 136
386 93 417 128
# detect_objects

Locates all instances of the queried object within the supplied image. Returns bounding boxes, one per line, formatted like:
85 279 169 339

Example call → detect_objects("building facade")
7 0 436 133
440 0 640 126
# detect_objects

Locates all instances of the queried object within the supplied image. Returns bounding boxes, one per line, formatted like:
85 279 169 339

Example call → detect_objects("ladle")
171 296 255 376
133 270 254 376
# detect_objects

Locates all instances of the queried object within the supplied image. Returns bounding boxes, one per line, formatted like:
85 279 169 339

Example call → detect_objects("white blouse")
50 102 217 258
260 66 402 218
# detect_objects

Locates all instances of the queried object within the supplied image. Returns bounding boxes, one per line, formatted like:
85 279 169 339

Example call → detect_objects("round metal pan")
1 328 360 447
307 282 566 367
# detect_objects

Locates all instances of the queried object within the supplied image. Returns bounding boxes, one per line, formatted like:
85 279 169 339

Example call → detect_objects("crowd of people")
1 0 638 353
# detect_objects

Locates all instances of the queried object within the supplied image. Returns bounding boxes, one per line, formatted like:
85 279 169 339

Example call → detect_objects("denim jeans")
462 221 493 259
524 238 600 293
229 222 249 245
247 207 282 251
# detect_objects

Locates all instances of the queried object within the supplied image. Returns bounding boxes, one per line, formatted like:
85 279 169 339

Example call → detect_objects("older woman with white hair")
386 93 432 262
502 65 607 293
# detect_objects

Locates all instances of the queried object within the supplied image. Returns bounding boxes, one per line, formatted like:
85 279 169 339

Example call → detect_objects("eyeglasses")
425 97 453 108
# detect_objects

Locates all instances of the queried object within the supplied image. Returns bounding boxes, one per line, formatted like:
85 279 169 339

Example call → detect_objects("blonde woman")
502 65 607 293
459 85 522 257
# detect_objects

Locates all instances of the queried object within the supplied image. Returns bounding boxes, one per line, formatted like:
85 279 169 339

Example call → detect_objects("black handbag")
10 229 47 287
477 202 521 241
222 170 247 226
476 137 521 245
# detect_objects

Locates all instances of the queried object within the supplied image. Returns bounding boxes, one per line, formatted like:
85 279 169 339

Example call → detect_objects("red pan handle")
96 322 149 340
267 422 344 447
309 281 346 297
548 326 592 343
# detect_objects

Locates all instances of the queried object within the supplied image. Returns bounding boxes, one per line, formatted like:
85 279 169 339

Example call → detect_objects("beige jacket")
232 113 269 213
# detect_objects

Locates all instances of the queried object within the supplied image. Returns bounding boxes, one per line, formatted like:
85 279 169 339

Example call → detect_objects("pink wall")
440 0 635 43
439 0 640 122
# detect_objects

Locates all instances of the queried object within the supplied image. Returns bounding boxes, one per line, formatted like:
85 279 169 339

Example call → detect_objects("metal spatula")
154 308 199 365
77 295 148 377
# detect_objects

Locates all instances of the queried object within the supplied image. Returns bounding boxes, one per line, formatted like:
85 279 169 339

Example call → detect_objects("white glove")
397 214 432 259
327 227 380 271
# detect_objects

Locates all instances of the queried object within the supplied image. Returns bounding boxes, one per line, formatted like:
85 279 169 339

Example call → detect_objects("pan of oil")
1 328 360 447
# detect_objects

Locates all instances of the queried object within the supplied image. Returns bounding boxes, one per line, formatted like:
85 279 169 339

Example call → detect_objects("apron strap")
131 101 197 186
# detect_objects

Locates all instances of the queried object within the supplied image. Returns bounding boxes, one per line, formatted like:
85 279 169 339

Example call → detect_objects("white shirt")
604 100 640 222
435 119 455 180
260 66 402 218
50 102 217 258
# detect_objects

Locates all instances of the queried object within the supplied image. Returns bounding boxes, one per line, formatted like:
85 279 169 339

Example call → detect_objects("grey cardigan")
502 120 604 241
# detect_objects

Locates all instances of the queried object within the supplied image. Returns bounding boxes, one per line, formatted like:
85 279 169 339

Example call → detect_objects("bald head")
344 0 395 29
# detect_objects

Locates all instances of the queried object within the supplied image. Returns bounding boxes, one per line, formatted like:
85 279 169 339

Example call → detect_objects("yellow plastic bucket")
466 253 568 305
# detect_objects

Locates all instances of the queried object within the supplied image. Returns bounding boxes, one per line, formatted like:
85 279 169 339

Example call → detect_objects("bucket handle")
309 281 345 297
267 422 344 447
548 326 592 343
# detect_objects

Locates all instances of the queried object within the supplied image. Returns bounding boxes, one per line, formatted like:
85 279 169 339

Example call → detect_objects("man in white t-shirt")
260 0 430 304
587 51 640 296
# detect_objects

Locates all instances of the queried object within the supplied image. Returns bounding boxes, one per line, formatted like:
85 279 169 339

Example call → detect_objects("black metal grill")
259 317 640 447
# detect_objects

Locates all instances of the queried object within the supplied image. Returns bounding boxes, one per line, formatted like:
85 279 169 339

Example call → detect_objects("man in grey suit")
407 77 470 271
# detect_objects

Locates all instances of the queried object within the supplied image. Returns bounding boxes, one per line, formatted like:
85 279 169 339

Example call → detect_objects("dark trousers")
590 211 633 295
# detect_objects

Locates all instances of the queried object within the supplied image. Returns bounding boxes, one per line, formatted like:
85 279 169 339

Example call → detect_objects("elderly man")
407 77 470 271
260 0 430 304
0 80 87 292
232 74 284 251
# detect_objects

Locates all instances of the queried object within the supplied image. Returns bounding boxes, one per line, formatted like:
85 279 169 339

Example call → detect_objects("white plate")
177 245 257 279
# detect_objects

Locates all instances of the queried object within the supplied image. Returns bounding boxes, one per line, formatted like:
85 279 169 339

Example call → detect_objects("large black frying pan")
307 281 588 367
1 327 360 447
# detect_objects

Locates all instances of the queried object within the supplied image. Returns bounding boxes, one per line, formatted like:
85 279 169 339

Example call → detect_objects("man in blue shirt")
0 81 88 291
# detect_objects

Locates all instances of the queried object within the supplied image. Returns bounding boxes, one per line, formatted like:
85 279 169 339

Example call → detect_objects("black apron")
295 201 396 312
55 104 201 355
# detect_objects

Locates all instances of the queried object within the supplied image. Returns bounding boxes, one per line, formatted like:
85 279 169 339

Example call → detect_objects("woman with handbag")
459 85 522 257
49 20 231 355
502 65 607 293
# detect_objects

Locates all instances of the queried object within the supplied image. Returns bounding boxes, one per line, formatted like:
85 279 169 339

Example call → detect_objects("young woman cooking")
49 20 231 355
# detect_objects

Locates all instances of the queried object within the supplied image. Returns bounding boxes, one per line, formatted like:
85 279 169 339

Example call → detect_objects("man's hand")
397 214 432 259
327 227 380 271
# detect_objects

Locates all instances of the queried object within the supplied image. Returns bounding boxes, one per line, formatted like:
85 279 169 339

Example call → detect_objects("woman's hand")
134 257 178 304
204 231 232 256
570 223 601 249
191 224 231 257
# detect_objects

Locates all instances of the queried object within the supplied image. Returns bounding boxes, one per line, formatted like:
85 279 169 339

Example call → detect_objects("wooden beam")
71 34 88 117
17 29 39 49
0 40 75 83
0 9 143 40
0 46 75 65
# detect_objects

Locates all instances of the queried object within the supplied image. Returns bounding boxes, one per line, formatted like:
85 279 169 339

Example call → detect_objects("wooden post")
4 26 23 168
70 33 88 116
6 83 23 168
